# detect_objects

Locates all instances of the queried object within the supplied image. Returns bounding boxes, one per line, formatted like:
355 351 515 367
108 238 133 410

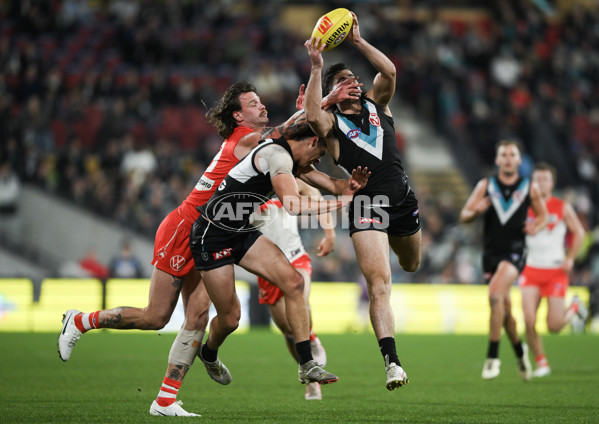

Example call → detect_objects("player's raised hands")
346 11 362 44
324 76 363 108
305 37 325 68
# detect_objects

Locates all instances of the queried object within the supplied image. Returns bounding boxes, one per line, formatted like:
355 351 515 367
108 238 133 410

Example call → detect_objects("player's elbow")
305 114 321 131
384 67 396 81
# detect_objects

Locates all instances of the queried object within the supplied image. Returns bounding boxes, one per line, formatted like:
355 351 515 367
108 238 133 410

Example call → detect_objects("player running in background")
519 162 587 377
251 178 334 400
303 11 421 391
460 140 548 381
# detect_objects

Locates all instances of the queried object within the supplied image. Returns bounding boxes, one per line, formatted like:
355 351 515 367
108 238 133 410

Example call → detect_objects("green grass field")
1 330 597 423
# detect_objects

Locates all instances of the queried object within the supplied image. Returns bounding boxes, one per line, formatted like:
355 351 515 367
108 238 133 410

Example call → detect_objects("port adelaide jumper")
190 137 297 269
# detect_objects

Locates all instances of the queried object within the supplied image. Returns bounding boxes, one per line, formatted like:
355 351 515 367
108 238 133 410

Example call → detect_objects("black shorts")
189 218 262 271
348 190 421 237
482 250 527 284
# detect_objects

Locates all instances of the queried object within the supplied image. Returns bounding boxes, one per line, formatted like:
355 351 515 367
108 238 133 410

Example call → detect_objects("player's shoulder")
547 195 567 210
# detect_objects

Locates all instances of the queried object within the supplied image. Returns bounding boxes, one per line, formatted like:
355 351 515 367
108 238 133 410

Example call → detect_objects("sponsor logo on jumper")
213 248 233 260
347 128 361 139
170 255 186 271
359 217 383 225
218 180 227 191
195 175 215 191
369 113 380 127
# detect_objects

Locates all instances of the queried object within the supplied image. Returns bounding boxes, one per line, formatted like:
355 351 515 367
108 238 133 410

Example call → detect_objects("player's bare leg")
59 267 184 361
521 286 547 376
241 236 337 385
389 230 422 273
268 299 299 362
161 269 212 385
485 262 530 380
201 264 240 350
267 268 324 399
101 268 184 329
151 271 209 416
353 231 408 390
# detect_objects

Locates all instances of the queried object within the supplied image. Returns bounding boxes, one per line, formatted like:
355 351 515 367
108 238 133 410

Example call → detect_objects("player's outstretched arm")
303 38 335 139
346 11 396 109
298 165 370 196
271 173 344 215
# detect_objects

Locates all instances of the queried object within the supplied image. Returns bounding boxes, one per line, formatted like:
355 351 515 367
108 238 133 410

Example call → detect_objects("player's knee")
221 312 241 333
283 270 305 297
524 318 536 329
367 277 391 301
547 320 562 333
488 292 503 306
400 258 420 273
185 307 209 329
143 308 172 330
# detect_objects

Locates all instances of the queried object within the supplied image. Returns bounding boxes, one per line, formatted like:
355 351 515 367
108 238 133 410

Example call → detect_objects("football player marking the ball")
251 178 335 400
303 11 421 391
519 162 587 377
189 125 370 389
460 140 548 381
57 81 359 417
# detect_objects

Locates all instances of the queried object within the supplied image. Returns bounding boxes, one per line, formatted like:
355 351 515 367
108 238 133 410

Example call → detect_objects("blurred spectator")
0 160 21 241
79 247 109 280
109 240 143 279
490 46 521 88
0 160 20 215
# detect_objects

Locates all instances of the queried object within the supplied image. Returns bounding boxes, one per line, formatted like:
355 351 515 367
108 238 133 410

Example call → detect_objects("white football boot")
385 355 409 391
532 365 551 378
517 343 532 382
481 358 501 380
58 309 83 362
149 400 200 417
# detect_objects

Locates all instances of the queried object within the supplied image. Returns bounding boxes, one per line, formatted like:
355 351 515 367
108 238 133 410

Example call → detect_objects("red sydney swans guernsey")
525 196 567 268
178 126 255 221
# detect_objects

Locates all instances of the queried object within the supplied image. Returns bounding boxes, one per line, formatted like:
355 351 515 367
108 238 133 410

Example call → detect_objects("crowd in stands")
1 0 598 288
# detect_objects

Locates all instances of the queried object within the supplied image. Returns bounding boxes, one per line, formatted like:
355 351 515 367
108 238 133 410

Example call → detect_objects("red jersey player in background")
519 162 587 378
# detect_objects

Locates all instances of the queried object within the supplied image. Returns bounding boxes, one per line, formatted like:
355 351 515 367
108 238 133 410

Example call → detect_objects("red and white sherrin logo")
359 217 382 225
170 255 186 271
369 113 380 127
213 248 233 260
